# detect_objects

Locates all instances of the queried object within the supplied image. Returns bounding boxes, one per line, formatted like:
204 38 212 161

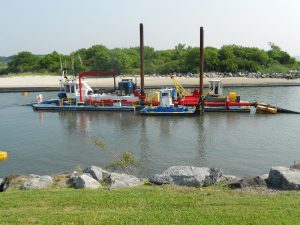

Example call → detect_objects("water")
1 87 300 177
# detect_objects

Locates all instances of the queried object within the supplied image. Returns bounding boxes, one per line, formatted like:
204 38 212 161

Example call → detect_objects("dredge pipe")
277 107 300 114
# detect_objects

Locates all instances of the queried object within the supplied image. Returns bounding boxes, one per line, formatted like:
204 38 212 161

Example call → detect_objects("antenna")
72 56 75 74
59 55 63 73
78 54 82 65
59 55 64 92
64 59 67 71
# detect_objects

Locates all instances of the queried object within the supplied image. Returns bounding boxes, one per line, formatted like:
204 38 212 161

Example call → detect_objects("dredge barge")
32 70 147 112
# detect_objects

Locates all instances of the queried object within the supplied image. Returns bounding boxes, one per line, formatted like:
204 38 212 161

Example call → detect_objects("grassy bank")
0 185 299 224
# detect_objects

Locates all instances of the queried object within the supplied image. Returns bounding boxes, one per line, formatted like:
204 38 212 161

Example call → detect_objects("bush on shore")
1 43 299 76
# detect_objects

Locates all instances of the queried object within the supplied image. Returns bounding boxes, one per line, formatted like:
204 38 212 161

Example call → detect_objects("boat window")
162 93 168 96
65 85 70 92
65 84 75 93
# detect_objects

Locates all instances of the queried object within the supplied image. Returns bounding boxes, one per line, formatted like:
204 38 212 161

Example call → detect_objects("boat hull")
204 106 251 113
32 103 135 111
139 106 198 116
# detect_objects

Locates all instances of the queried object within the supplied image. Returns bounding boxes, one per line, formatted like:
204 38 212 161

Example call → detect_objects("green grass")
0 185 300 224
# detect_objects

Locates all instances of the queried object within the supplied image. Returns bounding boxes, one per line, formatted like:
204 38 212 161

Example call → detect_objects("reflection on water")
58 112 91 138
1 87 300 177
38 112 45 125
193 117 207 167
138 117 151 177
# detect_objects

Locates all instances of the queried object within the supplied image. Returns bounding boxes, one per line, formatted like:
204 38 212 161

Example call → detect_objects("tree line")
1 43 299 75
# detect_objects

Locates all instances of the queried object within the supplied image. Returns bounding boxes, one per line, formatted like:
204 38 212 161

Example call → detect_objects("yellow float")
0 151 8 161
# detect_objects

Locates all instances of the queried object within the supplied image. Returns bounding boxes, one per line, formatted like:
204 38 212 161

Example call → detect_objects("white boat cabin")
60 78 140 103
159 89 174 107
208 80 223 96
63 80 93 100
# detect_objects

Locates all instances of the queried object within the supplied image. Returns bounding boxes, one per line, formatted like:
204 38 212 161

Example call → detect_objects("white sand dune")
0 75 300 88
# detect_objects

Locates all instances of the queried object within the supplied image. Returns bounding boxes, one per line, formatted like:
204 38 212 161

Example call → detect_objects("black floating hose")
277 107 300 114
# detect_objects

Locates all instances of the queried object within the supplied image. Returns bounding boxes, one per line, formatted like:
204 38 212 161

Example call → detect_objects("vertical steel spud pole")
140 23 145 97
200 27 204 96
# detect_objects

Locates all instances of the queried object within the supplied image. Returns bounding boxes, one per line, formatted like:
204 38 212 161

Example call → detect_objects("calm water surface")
1 86 300 177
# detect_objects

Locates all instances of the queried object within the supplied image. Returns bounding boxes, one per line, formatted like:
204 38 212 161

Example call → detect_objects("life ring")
0 151 8 161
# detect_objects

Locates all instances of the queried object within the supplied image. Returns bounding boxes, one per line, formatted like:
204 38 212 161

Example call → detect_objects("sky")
1 0 300 56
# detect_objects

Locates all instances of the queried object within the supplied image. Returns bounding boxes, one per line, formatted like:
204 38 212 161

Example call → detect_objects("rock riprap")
21 174 53 190
229 176 267 189
83 166 110 182
106 173 143 189
149 166 222 187
73 174 101 189
268 166 300 190
142 71 300 80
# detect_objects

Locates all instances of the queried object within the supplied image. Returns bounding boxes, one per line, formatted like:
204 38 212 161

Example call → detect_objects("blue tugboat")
139 88 200 116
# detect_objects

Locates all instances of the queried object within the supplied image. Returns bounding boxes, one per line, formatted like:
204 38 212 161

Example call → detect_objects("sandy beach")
0 75 300 91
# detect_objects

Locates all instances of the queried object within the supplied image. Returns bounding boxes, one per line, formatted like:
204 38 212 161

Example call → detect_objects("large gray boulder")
149 166 222 187
268 166 300 190
106 173 143 189
218 174 241 185
228 176 267 189
74 174 101 189
21 174 53 190
83 166 110 182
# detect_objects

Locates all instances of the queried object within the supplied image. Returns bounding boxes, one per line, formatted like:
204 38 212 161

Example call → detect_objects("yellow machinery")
171 76 190 98
153 91 160 102
228 92 238 102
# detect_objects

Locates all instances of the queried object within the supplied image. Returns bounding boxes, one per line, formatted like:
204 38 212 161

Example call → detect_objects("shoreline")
1 75 300 93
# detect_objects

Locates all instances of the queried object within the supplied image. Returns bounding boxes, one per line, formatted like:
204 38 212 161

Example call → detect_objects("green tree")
38 51 62 73
85 45 111 70
184 47 199 73
2 43 299 75
110 48 132 74
7 51 40 73
268 42 295 64
205 47 219 71
70 48 88 73
124 47 140 73
219 58 238 72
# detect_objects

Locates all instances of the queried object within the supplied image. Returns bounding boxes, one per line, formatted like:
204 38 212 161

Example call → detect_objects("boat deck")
32 104 135 111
